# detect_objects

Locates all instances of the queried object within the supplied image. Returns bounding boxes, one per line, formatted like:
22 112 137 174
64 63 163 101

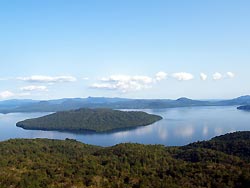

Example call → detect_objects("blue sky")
0 0 249 100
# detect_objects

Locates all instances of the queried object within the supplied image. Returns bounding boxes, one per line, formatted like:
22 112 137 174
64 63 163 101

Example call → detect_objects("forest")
1 131 250 188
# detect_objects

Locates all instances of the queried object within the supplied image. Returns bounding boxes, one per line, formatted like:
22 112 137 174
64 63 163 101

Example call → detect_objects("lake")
0 106 250 146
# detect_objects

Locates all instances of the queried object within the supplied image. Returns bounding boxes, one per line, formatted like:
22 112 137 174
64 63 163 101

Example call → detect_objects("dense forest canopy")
16 108 162 132
1 131 250 188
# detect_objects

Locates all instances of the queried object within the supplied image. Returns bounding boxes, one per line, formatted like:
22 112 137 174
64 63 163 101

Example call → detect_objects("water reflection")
113 125 154 138
202 125 208 136
174 125 194 138
113 130 130 138
0 106 250 146
158 126 168 140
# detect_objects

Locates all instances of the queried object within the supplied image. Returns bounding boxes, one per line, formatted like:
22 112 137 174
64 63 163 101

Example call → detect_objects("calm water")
0 106 250 146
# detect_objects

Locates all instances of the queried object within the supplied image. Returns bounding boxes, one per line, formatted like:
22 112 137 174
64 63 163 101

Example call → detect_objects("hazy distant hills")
216 95 250 106
1 95 250 113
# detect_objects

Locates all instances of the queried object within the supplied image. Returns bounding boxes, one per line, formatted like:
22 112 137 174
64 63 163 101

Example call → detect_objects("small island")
237 105 250 111
16 108 162 132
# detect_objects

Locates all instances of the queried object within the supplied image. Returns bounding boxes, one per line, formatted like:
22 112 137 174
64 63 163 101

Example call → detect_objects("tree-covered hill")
184 131 250 162
1 131 250 188
16 108 162 132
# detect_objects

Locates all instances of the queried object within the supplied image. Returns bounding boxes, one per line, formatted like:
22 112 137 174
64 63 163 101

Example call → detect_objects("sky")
0 0 249 100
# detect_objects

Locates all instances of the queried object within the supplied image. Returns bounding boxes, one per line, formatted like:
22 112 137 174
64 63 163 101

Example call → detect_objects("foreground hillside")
1 132 250 188
16 108 162 132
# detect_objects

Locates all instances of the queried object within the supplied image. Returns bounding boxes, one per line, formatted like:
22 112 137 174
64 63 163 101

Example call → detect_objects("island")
237 105 250 111
1 131 250 188
16 108 162 132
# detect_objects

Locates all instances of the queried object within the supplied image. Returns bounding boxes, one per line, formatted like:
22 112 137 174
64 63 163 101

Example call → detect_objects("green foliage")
16 108 162 132
186 131 250 162
1 132 250 187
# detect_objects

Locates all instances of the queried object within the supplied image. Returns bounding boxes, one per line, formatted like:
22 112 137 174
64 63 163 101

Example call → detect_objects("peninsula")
237 105 250 111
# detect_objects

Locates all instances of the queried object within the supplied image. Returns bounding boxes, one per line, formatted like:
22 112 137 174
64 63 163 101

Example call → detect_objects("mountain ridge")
0 95 250 113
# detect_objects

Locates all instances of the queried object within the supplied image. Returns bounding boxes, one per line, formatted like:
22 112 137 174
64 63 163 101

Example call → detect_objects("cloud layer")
200 73 208 81
213 72 223 80
212 72 235 80
0 91 14 99
227 72 235 78
92 75 154 92
91 71 236 92
155 72 167 81
172 72 194 81
18 75 77 83
91 72 167 92
0 71 236 99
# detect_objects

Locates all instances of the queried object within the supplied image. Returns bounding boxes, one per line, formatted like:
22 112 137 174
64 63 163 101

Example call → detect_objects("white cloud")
92 74 154 92
17 75 77 83
213 72 223 80
101 75 153 84
82 77 89 80
91 71 235 93
226 72 235 78
91 83 116 90
20 85 48 92
200 73 208 81
0 91 14 99
172 72 194 81
155 71 167 81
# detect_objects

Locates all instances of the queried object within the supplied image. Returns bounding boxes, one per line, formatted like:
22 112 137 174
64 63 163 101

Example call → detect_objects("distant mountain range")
1 95 250 113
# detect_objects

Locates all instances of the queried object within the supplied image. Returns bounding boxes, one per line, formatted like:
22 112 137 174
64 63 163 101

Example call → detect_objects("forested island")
16 108 162 132
1 131 250 188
